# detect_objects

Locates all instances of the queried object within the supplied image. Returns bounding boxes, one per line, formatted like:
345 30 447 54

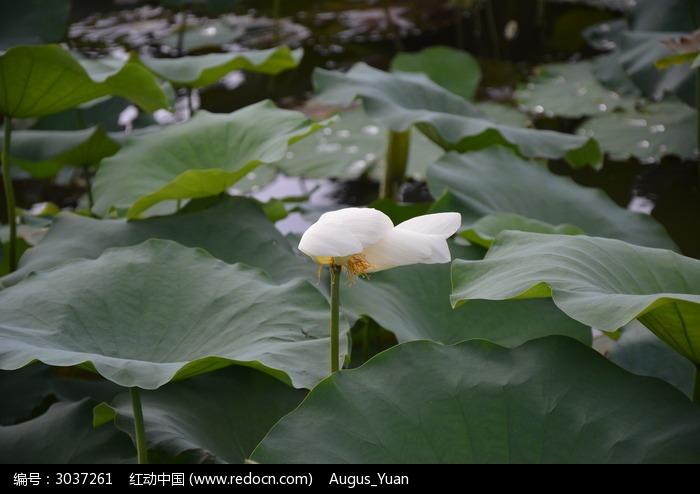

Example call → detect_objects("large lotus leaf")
0 364 121 426
610 321 696 398
33 97 157 132
0 400 135 464
475 102 530 128
578 100 696 162
5 127 120 178
0 0 70 50
0 365 56 425
583 19 629 52
95 366 305 464
277 106 442 180
92 100 325 218
426 148 677 250
1 197 306 289
0 239 347 389
590 52 644 97
252 337 700 464
0 45 169 118
593 31 694 105
390 46 482 101
627 0 700 96
629 0 699 32
515 61 632 118
461 212 584 248
341 262 592 348
451 232 700 364
135 47 303 88
314 63 602 169
617 31 693 103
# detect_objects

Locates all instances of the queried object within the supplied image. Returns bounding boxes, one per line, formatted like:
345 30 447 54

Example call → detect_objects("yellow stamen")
346 253 372 282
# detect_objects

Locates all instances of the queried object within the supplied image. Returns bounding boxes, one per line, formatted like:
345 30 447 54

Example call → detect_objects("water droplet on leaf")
362 125 380 136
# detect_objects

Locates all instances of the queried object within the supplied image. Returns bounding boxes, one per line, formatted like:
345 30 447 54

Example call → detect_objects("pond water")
16 0 700 256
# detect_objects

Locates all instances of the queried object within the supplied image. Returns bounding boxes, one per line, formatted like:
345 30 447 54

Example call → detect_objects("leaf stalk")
381 128 411 200
130 387 149 464
2 117 16 272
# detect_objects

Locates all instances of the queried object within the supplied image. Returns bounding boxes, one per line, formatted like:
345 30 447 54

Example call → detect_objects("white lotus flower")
298 207 461 276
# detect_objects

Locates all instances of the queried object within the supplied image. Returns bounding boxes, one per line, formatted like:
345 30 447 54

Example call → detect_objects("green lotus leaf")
451 232 700 364
0 0 70 50
426 148 677 250
1 197 306 289
33 97 157 132
0 239 347 389
474 101 530 128
578 100 697 162
277 106 442 180
585 0 697 98
610 322 696 398
314 63 602 168
92 100 326 218
515 61 632 118
391 46 482 100
593 31 693 105
135 47 303 88
629 0 697 32
252 337 700 463
5 127 120 178
341 262 592 348
0 400 135 464
96 366 305 464
0 364 121 426
0 45 169 118
461 212 584 248
583 18 628 52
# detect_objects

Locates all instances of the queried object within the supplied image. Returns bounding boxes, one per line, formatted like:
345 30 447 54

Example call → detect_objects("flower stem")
693 365 700 405
381 128 411 200
130 387 148 464
329 264 342 373
186 87 194 117
2 117 17 272
176 10 187 56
